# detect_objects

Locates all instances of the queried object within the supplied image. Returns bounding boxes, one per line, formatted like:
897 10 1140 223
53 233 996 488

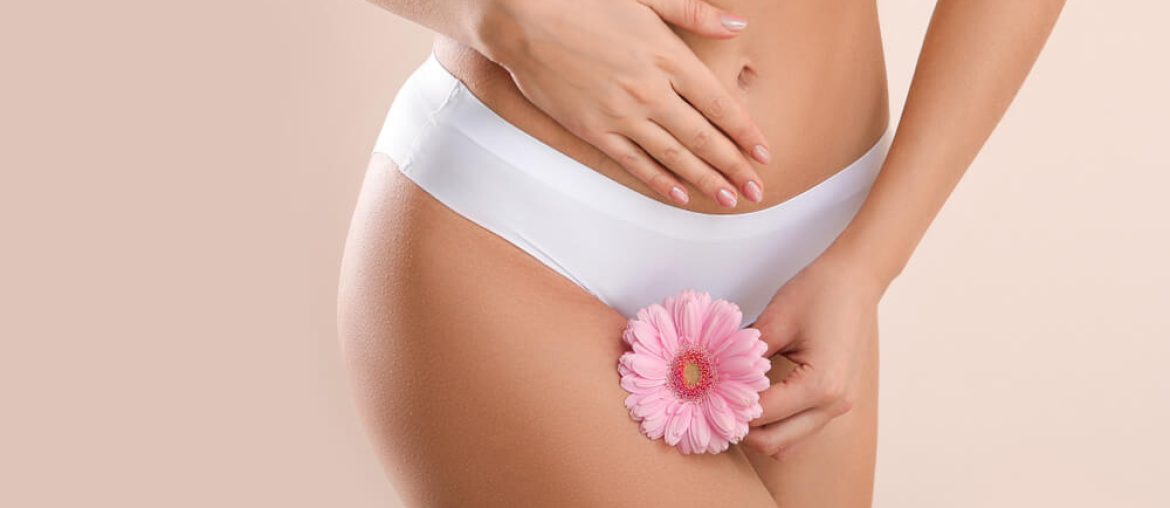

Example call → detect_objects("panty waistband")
373 52 891 241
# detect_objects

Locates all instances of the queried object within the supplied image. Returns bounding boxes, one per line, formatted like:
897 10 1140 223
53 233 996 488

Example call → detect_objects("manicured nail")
669 186 689 205
752 144 771 164
743 180 763 203
721 15 748 32
716 188 737 208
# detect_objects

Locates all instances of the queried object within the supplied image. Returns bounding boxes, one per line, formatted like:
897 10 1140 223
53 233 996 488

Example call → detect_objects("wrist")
468 0 532 70
813 245 901 301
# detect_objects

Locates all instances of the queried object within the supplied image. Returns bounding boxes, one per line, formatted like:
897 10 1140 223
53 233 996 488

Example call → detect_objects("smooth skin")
368 0 774 208
342 0 1065 505
744 0 1067 460
340 153 782 507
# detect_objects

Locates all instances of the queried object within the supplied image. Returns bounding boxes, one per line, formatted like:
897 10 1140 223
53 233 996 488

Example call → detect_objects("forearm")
823 0 1066 290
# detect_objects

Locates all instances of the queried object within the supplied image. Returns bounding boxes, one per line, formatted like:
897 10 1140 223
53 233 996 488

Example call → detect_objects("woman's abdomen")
433 0 889 214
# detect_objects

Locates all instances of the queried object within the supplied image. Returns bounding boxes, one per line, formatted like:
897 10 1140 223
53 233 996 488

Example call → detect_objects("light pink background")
2 1 1167 506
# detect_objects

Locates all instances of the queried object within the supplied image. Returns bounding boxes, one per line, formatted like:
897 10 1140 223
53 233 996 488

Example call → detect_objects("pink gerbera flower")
618 289 772 454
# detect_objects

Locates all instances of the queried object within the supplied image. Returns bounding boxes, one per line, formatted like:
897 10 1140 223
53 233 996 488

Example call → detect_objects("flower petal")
753 357 772 375
714 380 759 408
708 437 729 454
674 294 704 346
694 290 714 312
751 337 768 357
711 328 761 358
627 320 668 359
727 398 763 427
665 401 693 446
716 353 753 376
690 405 711 452
717 354 764 378
632 391 672 419
640 304 679 356
700 299 742 351
621 353 668 380
641 411 668 440
732 420 750 442
703 395 737 439
732 373 771 392
624 392 649 412
620 373 666 394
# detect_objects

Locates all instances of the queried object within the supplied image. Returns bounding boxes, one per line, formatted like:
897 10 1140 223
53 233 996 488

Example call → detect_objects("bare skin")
342 0 1065 505
434 0 890 214
338 154 879 506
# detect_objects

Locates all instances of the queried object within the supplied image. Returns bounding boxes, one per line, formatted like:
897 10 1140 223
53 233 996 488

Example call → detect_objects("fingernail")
743 180 763 203
753 144 771 164
669 186 689 205
721 15 748 32
716 188 737 208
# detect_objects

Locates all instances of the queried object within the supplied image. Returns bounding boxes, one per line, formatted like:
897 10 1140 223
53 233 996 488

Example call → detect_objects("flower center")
668 341 716 401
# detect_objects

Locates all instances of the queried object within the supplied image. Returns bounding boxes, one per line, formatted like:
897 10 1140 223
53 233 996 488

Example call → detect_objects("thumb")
640 0 749 38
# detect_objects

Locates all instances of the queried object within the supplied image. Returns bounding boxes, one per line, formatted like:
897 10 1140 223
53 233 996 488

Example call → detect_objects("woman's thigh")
338 154 779 507
743 331 881 508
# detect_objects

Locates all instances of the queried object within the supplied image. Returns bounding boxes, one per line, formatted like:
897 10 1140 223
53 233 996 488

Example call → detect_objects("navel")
737 63 759 91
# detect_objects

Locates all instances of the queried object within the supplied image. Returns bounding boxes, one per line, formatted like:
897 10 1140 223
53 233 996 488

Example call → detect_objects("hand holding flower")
742 255 888 459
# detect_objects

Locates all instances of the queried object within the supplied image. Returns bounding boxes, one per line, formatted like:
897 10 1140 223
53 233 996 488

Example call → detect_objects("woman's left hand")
741 254 888 459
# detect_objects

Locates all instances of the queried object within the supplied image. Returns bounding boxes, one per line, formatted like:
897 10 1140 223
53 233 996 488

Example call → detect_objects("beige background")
2 1 1166 506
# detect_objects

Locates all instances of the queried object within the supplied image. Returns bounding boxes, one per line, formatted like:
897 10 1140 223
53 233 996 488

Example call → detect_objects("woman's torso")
433 0 889 214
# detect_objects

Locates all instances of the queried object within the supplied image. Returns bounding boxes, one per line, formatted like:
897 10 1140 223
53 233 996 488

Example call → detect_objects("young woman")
338 1 1065 506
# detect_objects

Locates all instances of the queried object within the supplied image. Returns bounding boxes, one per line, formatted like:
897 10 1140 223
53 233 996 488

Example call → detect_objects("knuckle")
770 442 791 459
764 440 785 457
691 128 712 151
616 118 645 136
817 377 846 404
706 94 726 119
574 118 604 140
647 171 671 192
598 87 632 120
836 397 856 416
729 119 754 141
660 146 683 166
616 77 658 108
697 172 723 193
727 159 754 180
598 101 625 122
652 49 681 76
682 0 707 28
618 148 643 167
744 435 779 456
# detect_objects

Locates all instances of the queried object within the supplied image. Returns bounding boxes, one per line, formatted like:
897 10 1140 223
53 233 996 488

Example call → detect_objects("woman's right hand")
471 0 772 208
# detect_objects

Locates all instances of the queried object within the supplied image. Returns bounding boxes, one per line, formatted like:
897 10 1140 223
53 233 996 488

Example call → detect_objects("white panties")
372 53 891 325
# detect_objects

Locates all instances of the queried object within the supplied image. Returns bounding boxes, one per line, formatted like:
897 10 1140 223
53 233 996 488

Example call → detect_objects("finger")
639 0 749 39
743 408 833 459
751 362 821 427
752 303 799 357
627 121 740 207
669 61 772 166
595 132 691 205
651 96 765 203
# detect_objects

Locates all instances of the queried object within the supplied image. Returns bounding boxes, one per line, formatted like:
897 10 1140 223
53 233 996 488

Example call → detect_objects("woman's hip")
368 53 892 322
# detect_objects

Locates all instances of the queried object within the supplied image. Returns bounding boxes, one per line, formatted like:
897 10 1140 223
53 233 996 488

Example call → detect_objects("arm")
826 0 1068 289
362 0 495 51
744 0 1067 459
365 0 775 208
